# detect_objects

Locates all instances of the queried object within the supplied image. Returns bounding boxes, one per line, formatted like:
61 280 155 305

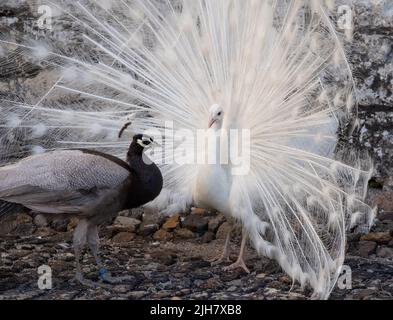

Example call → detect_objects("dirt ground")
1 225 392 300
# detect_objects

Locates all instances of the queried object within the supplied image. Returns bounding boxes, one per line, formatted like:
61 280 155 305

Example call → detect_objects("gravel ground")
0 215 392 300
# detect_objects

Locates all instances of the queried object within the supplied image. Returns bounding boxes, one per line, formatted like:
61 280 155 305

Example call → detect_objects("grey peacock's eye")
143 140 151 146
218 112 222 116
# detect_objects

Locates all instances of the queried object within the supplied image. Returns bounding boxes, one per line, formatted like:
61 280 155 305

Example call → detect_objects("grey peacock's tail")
0 0 375 298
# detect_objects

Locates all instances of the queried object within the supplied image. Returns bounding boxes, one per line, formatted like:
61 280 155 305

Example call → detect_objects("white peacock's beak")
152 140 161 147
208 117 216 128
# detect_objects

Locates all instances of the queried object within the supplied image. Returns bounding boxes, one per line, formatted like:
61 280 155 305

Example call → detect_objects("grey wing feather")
0 185 93 214
0 150 130 214
0 200 26 218
0 150 130 192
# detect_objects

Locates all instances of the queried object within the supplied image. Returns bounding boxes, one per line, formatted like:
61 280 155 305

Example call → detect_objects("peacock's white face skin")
137 135 155 149
208 104 224 130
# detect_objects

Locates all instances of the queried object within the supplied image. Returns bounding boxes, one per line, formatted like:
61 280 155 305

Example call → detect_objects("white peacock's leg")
87 224 134 284
223 231 250 274
210 225 233 265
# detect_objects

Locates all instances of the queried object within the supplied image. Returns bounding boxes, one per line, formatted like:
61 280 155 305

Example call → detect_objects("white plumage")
0 0 375 298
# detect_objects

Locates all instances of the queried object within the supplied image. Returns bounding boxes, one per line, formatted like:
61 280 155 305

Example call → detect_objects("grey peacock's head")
118 122 158 151
133 134 160 151
208 104 224 129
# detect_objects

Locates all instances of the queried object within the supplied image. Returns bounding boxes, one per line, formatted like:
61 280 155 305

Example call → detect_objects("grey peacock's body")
0 134 163 285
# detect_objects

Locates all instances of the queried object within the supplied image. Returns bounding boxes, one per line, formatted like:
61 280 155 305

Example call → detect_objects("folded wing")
0 150 131 214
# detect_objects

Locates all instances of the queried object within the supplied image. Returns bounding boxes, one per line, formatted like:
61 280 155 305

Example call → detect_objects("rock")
67 217 79 231
191 292 209 299
372 219 393 234
60 252 74 262
227 286 238 292
279 275 292 285
360 232 392 244
114 216 141 232
33 214 48 227
208 214 226 233
50 218 69 232
51 260 71 273
355 241 377 257
150 250 177 266
267 280 286 290
352 289 377 300
346 0 393 179
227 279 242 287
191 207 208 215
200 277 222 290
183 215 209 234
17 213 32 224
13 214 35 236
119 208 144 220
138 209 165 236
174 228 196 239
0 212 19 235
383 177 393 192
7 249 30 259
201 231 215 243
153 291 172 299
153 229 172 241
379 212 393 221
113 285 129 294
138 223 159 236
347 233 362 242
142 208 166 225
162 214 180 230
34 227 55 238
178 289 191 296
112 232 135 243
374 192 393 212
216 222 232 240
376 246 393 259
128 291 147 299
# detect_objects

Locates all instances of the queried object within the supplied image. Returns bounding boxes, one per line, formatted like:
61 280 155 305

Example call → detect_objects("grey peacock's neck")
125 152 163 209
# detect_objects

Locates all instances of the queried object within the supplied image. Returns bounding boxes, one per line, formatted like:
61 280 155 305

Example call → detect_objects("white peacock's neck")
193 126 233 210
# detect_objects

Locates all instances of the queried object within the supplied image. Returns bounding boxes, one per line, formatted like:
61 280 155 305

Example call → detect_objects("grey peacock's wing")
0 150 131 215
0 199 27 219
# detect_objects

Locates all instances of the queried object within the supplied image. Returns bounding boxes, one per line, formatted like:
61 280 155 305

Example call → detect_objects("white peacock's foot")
209 254 232 266
223 259 250 274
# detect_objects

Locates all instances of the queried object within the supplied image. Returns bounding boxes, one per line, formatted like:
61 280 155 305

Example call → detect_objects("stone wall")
351 0 393 182
0 0 392 182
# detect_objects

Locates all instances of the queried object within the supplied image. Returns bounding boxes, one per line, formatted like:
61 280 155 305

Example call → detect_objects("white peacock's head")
208 104 224 129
